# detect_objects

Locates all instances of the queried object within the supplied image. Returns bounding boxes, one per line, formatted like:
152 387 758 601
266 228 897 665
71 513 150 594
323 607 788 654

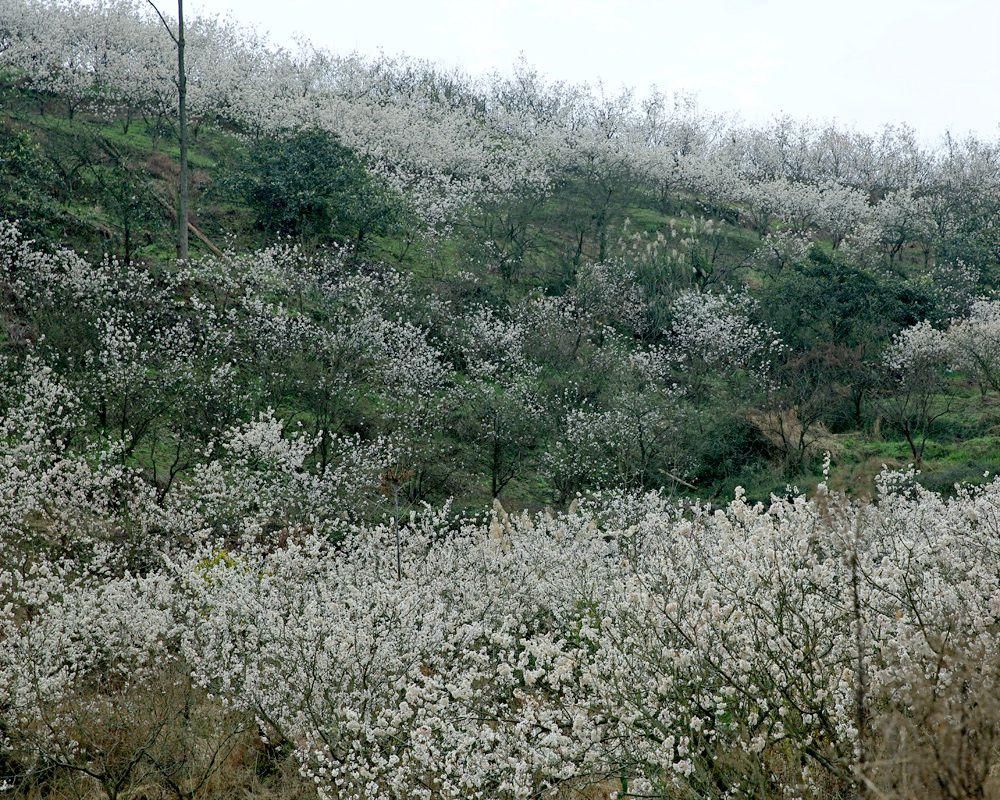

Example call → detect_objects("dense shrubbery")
232 129 401 248
3 454 999 799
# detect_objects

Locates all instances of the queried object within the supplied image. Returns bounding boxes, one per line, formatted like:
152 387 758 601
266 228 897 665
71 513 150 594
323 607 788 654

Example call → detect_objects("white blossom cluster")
668 289 784 402
3 462 999 798
886 299 1000 395
945 299 1000 394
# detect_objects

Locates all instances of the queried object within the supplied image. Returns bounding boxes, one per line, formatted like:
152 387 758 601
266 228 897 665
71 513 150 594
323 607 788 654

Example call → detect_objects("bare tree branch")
145 0 178 44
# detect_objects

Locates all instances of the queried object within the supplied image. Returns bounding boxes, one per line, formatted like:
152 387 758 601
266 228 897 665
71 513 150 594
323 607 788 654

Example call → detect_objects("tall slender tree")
146 0 188 260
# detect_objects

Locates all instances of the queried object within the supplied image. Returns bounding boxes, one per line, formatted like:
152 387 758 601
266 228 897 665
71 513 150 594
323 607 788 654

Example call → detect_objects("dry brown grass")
746 407 844 469
5 658 999 800
867 652 1000 800
2 666 312 800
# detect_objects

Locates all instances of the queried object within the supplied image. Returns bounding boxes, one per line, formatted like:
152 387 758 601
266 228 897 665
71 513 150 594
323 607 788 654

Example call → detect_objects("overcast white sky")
193 0 999 141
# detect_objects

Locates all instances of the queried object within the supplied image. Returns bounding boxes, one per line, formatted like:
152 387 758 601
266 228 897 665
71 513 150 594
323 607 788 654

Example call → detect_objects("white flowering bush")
945 299 1000 394
162 410 397 544
5 465 997 798
879 321 955 466
669 289 784 404
542 389 690 500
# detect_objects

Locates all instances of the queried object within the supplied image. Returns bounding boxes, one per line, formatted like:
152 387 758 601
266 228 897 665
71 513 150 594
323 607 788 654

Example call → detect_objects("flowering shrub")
669 289 784 404
4 462 1000 799
946 299 1000 394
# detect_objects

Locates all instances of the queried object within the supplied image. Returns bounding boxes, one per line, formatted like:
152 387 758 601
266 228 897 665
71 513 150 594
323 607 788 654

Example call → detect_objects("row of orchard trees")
2 0 998 262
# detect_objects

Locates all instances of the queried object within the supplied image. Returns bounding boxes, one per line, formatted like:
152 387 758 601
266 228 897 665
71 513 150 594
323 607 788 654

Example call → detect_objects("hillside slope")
3 72 1000 510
